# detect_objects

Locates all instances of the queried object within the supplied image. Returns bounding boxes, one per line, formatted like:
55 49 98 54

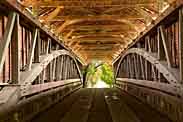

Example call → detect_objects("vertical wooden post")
144 37 149 80
147 36 152 52
159 25 172 68
48 40 53 81
34 29 40 63
123 62 126 77
52 58 57 81
0 12 16 72
56 44 59 50
69 58 72 79
46 38 50 54
61 56 65 80
67 58 70 79
132 56 135 78
27 28 38 70
147 35 157 80
145 37 148 51
48 62 53 82
139 56 145 80
158 27 165 60
33 30 40 83
152 66 157 81
69 59 71 79
133 54 138 79
72 61 74 78
135 55 140 79
55 57 59 81
126 58 129 78
49 39 52 53
73 63 76 78
157 27 164 82
64 56 68 80
179 7 183 84
41 70 45 84
137 42 141 48
56 56 61 81
59 56 63 80
127 56 132 78
73 62 76 78
71 60 74 79
144 60 148 80
11 14 20 84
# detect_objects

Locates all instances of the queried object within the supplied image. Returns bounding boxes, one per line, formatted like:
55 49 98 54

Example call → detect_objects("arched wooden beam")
66 37 128 45
56 18 137 34
115 48 180 85
0 50 83 115
48 15 146 22
20 49 83 94
39 7 64 23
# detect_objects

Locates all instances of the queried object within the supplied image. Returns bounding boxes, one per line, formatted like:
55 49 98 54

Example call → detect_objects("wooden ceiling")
19 0 175 63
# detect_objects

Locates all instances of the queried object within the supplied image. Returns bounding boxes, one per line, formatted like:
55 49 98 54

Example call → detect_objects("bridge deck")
31 88 172 122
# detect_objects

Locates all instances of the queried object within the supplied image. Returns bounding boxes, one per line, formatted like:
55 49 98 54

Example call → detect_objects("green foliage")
85 63 98 86
85 62 114 87
86 64 96 76
100 63 114 86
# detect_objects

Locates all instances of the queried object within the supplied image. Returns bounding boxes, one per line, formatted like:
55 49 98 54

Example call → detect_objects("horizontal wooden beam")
0 80 82 117
78 42 120 45
79 51 116 54
66 37 127 43
77 44 120 49
22 1 156 8
78 47 121 51
42 15 146 22
0 86 18 105
71 34 125 39
69 31 136 37
22 79 81 97
116 78 183 98
63 23 136 31
85 54 112 57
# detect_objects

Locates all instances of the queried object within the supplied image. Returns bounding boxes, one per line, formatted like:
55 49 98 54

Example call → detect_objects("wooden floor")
31 88 172 122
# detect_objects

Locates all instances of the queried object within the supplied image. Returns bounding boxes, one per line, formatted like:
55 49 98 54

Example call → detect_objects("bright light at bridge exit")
86 61 114 88
94 80 110 88
88 80 111 88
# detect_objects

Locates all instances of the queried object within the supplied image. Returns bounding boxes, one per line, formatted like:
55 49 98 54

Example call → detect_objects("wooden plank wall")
0 16 11 83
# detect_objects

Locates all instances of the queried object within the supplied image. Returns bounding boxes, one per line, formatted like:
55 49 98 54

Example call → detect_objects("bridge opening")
0 1 183 122
85 61 114 88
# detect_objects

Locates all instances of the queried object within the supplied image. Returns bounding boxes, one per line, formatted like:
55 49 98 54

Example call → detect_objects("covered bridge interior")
0 0 183 122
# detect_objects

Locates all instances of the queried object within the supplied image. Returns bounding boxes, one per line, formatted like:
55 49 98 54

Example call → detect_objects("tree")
100 63 114 87
84 62 114 87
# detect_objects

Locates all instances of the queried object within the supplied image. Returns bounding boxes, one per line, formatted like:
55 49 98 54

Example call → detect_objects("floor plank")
31 88 172 122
